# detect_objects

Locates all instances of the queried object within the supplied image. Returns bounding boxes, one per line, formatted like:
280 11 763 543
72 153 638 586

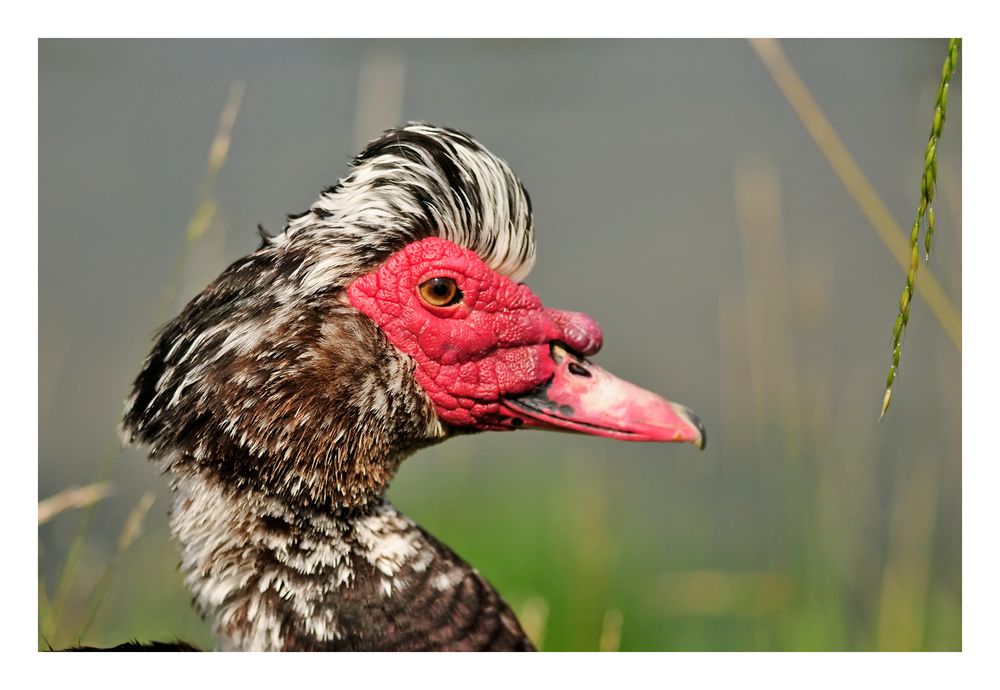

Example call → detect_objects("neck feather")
170 469 533 651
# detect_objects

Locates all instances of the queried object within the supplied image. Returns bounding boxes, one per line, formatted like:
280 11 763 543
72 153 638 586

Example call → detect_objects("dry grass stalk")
598 609 624 652
38 482 114 525
74 492 156 642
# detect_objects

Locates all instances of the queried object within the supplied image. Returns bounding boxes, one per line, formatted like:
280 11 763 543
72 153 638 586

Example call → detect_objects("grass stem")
747 38 961 366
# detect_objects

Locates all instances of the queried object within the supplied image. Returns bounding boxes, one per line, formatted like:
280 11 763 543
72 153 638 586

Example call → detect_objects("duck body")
119 124 703 651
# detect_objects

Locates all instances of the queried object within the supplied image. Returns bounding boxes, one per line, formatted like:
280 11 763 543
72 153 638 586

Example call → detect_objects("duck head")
122 124 704 508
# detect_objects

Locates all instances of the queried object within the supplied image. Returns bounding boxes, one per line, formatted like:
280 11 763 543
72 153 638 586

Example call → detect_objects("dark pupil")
431 280 451 297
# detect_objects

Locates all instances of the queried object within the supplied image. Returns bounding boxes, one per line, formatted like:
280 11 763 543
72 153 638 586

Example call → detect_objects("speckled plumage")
171 473 531 651
121 124 538 651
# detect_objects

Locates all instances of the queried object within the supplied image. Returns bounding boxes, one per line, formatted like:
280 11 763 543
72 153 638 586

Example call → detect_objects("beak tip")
672 404 707 451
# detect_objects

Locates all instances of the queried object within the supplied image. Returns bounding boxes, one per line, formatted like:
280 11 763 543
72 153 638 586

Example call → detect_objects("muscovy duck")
119 124 705 651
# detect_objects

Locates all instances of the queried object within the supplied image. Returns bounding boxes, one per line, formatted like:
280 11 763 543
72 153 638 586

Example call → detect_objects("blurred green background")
38 39 961 651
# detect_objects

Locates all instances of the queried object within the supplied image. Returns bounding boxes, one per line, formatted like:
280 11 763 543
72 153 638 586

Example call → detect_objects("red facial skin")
347 237 602 429
347 236 705 447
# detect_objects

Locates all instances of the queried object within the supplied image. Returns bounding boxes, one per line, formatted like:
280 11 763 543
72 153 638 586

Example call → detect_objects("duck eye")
419 277 462 307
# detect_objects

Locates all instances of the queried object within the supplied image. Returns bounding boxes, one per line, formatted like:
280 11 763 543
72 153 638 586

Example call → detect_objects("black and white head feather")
281 122 536 290
122 124 537 507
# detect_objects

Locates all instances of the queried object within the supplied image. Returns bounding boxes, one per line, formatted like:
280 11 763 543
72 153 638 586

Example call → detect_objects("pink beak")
499 344 706 448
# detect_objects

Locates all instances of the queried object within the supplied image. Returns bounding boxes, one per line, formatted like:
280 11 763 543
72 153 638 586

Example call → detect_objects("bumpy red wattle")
346 237 603 429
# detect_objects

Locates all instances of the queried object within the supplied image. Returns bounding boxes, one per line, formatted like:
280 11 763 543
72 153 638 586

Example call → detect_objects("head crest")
269 123 537 292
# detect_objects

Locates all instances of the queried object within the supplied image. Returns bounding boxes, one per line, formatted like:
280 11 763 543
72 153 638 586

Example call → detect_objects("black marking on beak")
677 407 707 450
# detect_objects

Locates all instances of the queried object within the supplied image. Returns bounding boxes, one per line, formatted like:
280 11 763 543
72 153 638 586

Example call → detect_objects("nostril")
568 362 592 378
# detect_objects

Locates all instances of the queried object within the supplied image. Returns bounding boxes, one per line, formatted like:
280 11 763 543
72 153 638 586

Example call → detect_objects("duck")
115 123 705 652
